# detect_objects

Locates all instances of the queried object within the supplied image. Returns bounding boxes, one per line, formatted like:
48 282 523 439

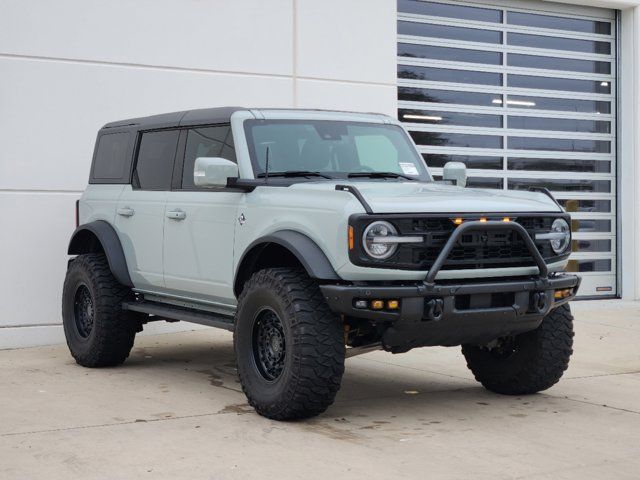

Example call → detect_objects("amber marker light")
387 300 399 310
503 217 511 222
348 226 354 250
371 300 384 310
453 218 463 225
479 217 488 223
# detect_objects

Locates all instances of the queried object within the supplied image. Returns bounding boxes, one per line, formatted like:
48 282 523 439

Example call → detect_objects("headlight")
363 221 398 259
550 218 571 254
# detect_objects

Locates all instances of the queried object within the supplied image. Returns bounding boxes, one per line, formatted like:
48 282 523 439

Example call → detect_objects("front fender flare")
68 220 133 287
235 230 339 293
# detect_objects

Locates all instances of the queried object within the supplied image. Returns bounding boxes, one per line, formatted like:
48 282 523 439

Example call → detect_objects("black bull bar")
320 220 580 351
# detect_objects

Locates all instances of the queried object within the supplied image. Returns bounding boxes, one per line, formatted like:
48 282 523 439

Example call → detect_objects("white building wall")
0 0 396 348
0 0 637 349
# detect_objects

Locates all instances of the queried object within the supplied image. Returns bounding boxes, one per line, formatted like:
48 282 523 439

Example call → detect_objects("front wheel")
462 304 574 395
234 268 345 420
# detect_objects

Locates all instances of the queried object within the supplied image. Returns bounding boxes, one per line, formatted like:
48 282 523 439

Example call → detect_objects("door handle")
117 207 135 217
166 209 187 220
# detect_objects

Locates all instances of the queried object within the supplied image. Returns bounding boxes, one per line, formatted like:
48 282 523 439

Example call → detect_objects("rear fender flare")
67 220 133 287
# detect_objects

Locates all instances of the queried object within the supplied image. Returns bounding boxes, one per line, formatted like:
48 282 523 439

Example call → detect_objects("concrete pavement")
1 299 639 479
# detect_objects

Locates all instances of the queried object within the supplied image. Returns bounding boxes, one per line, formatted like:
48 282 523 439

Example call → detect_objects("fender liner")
235 230 339 292
68 220 133 287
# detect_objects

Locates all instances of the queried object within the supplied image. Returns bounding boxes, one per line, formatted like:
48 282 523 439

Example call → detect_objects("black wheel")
234 268 345 420
462 304 574 395
62 253 141 367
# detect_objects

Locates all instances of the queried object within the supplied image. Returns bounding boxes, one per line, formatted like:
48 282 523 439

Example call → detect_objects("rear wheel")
462 304 574 395
234 268 345 420
62 254 141 367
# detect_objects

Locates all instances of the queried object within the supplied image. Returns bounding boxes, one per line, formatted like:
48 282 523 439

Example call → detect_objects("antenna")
265 145 271 183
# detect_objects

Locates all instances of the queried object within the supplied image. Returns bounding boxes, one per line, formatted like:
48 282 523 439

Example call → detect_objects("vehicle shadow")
121 334 514 424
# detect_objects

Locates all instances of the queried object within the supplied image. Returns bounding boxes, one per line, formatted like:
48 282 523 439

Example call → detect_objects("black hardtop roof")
102 106 246 130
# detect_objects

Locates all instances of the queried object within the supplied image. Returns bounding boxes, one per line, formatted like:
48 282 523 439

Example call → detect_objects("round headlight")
363 221 398 259
550 218 571 254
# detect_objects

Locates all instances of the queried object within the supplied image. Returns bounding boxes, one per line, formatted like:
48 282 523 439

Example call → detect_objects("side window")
182 125 235 189
134 130 180 190
92 132 130 182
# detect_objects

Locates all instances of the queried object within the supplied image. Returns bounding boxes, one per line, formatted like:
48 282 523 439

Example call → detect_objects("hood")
288 180 561 214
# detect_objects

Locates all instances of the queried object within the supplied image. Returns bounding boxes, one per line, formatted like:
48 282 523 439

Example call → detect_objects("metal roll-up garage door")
397 0 617 297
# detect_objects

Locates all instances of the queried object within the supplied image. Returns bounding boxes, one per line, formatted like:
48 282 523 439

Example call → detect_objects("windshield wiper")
257 170 333 179
347 171 417 181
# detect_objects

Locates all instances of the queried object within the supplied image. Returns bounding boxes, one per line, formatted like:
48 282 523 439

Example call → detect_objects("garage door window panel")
507 116 610 133
507 53 611 74
508 74 611 94
398 21 502 44
399 0 503 23
399 43 502 65
400 109 503 127
507 32 611 54
507 11 611 35
507 157 611 173
399 65 502 85
424 154 503 169
505 95 610 114
398 87 503 107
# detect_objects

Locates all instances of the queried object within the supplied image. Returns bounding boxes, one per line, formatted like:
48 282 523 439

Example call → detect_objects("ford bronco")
63 107 580 420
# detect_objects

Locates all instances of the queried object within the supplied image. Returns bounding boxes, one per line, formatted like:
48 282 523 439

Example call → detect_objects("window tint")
93 132 130 181
182 126 235 189
134 130 179 190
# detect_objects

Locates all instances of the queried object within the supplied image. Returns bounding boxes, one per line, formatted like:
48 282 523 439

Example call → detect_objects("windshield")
244 120 430 181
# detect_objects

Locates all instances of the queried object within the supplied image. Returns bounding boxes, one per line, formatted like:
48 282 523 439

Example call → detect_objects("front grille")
382 215 560 271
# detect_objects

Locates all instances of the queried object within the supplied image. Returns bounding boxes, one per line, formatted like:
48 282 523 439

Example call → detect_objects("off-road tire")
234 268 345 420
62 253 140 367
462 304 574 395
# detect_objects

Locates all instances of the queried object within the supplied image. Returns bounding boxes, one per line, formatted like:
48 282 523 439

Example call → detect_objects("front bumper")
320 273 581 351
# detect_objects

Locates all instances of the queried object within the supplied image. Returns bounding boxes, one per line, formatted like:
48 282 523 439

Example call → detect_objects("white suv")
63 107 580 420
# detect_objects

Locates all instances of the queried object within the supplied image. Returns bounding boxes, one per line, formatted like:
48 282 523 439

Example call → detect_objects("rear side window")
182 125 236 189
92 132 130 181
134 130 180 190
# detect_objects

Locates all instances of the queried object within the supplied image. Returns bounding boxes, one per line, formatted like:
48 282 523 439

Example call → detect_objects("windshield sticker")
399 162 419 176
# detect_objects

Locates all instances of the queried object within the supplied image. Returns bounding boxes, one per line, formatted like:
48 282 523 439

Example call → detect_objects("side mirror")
194 157 239 188
443 161 467 187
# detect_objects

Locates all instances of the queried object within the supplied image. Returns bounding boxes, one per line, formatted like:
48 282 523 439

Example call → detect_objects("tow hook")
531 292 547 313
424 299 444 321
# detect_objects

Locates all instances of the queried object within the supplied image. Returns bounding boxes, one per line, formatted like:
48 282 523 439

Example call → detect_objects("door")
115 129 179 289
163 124 242 305
396 0 617 296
